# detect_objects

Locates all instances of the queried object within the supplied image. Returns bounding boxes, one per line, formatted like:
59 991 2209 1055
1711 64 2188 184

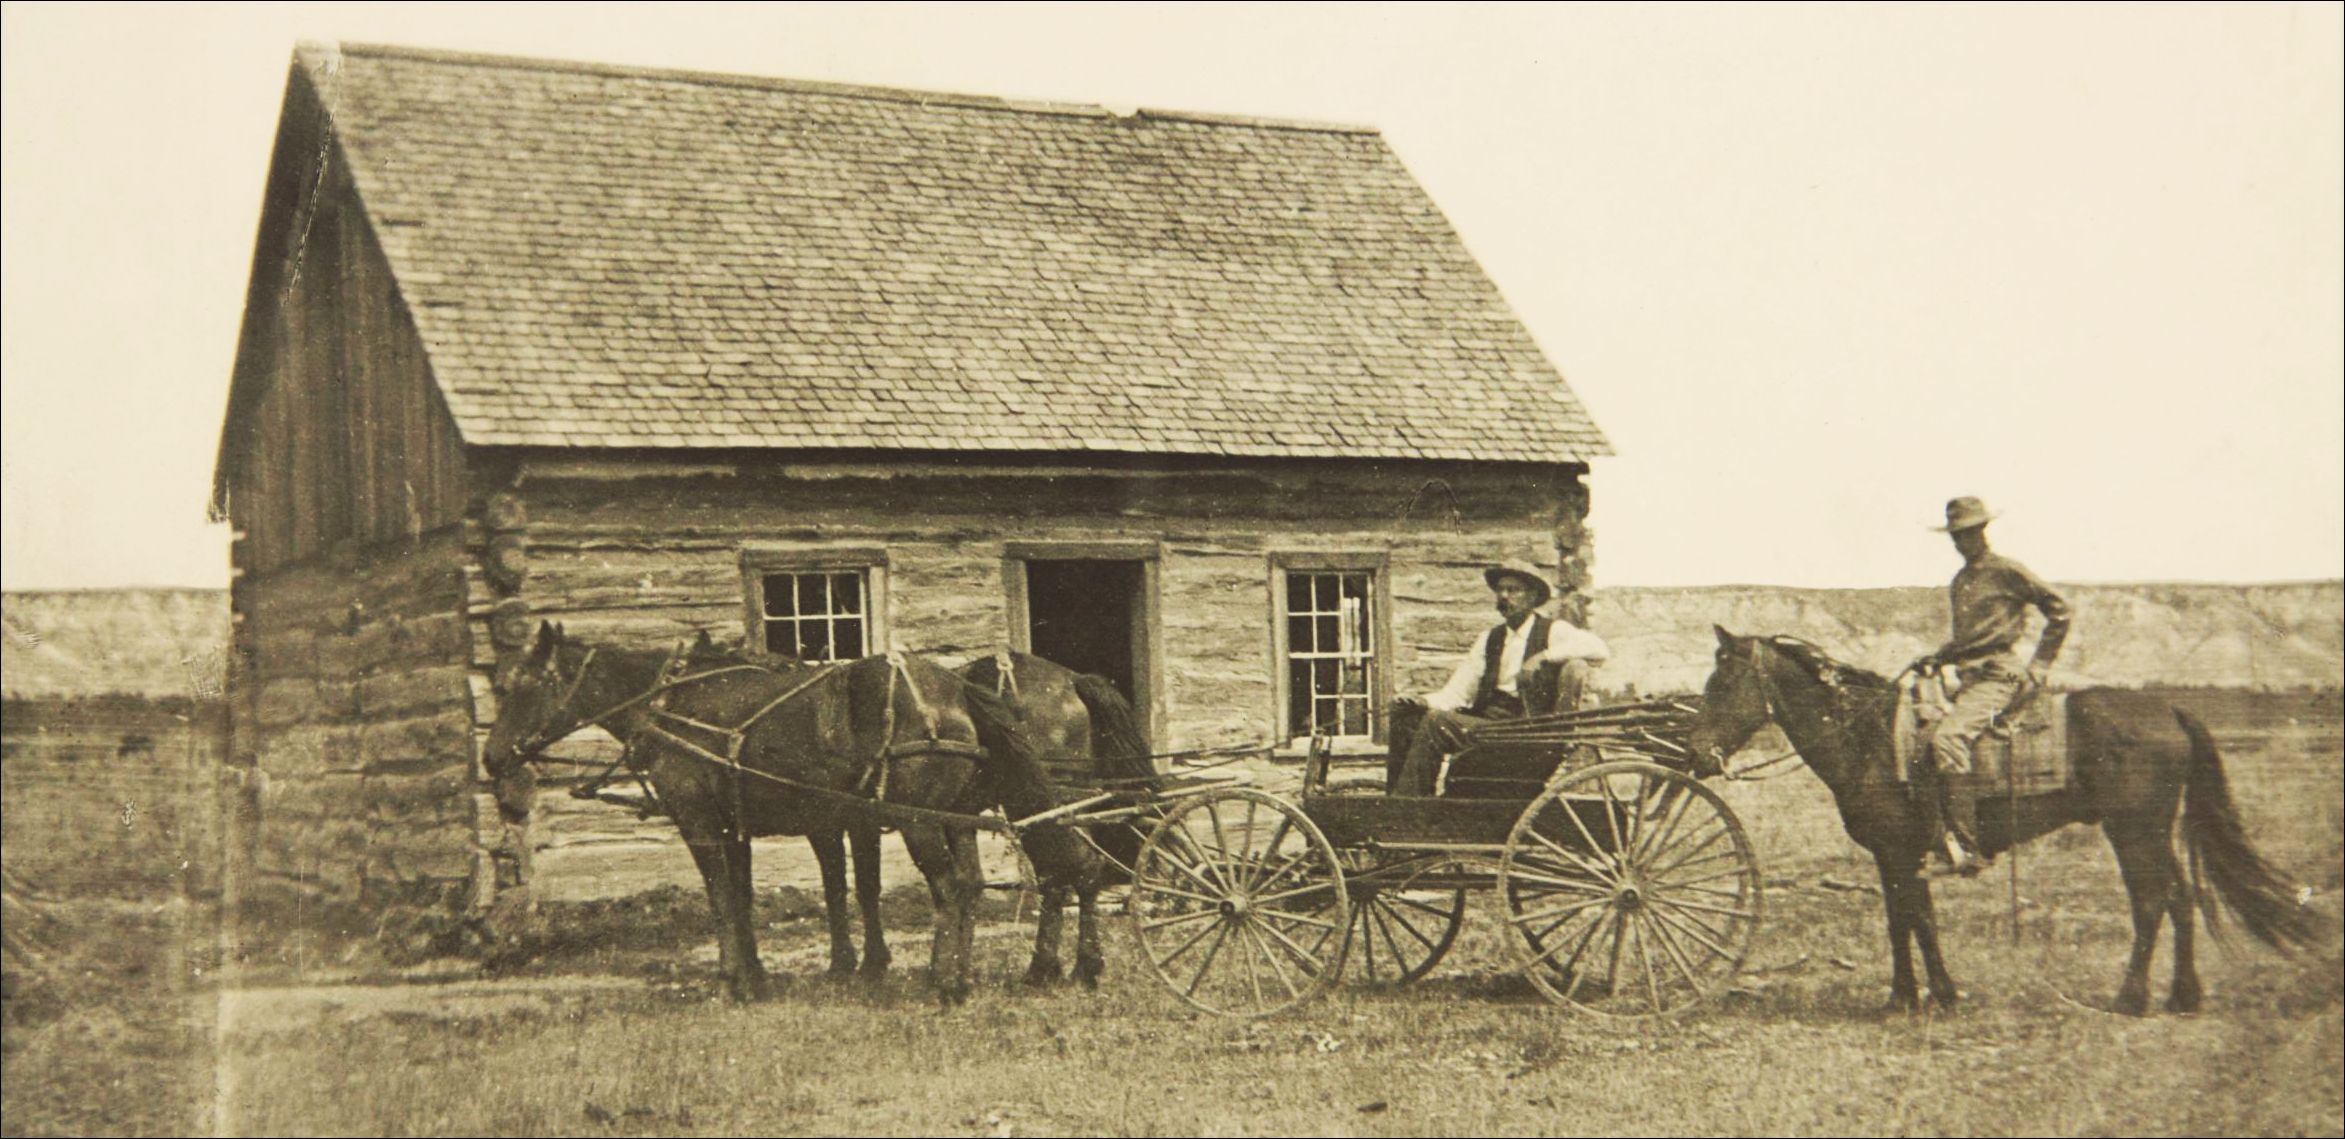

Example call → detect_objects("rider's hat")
1932 496 1998 533
1483 562 1555 608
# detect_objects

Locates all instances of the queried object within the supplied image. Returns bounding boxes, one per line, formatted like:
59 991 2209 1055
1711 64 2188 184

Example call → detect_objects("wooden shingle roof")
303 43 1611 462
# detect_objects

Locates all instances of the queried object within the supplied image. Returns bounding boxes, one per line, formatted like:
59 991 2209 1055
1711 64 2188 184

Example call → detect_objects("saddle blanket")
1892 679 2071 797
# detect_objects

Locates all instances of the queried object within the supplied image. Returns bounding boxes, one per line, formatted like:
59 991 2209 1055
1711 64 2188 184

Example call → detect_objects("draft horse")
957 651 1158 987
483 624 1095 1004
1688 628 2326 1016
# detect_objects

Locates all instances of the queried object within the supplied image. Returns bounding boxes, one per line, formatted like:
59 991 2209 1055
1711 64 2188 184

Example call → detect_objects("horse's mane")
1762 635 1893 692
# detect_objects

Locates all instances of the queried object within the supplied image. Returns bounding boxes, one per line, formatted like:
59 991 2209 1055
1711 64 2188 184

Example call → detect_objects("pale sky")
4 3 2340 590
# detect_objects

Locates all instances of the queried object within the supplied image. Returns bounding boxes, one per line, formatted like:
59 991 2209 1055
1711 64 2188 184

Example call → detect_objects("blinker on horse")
1688 628 2327 1017
482 622 1103 1005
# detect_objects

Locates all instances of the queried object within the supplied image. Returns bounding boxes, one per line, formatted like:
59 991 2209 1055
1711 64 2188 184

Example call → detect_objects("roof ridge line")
311 41 1382 135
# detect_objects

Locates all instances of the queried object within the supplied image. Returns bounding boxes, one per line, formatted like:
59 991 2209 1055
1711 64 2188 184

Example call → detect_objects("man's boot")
1940 778 1988 878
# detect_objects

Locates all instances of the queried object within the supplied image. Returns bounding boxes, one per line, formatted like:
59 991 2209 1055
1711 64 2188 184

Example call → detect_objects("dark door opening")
1023 559 1143 705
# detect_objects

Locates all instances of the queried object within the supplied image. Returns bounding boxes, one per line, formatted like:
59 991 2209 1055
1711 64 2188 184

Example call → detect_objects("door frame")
1002 540 1163 745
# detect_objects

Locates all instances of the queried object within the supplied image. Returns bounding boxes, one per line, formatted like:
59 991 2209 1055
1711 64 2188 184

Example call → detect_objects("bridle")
1709 639 1805 781
504 644 769 763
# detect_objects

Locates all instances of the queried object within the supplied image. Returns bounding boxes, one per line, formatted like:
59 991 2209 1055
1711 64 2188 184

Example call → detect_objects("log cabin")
211 43 1612 928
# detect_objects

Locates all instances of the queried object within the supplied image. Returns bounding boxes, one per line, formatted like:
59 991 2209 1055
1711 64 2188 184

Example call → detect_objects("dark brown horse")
1688 628 2326 1016
483 624 1093 1004
959 651 1157 987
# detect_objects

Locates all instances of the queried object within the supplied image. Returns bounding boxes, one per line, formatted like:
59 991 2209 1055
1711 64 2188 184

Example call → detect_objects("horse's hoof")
827 959 859 979
859 958 892 981
1074 956 1104 990
1883 993 1922 1017
2113 989 2151 1017
1024 960 1065 987
2166 982 2203 1015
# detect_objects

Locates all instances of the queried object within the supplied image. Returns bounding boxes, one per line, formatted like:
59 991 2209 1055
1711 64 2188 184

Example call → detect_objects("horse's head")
1688 627 1777 775
482 621 593 787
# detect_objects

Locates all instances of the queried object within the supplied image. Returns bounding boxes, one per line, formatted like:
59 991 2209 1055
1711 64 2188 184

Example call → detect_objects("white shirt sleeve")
1424 628 1492 712
1539 620 1611 664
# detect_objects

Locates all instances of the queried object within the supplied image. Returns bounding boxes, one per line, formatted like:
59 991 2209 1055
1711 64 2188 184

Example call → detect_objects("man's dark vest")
1472 615 1561 717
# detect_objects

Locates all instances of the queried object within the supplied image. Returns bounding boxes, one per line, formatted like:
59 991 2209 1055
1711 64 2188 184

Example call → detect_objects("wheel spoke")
1648 827 1732 879
1156 829 1232 895
1251 913 1333 981
1512 892 1615 930
1253 880 1343 913
1357 904 1381 979
1183 922 1233 996
1237 918 1266 1007
1143 907 1222 934
1635 910 1666 1015
1603 897 1629 994
1553 792 1614 866
1526 899 1608 973
1646 900 1738 963
1558 912 1617 1004
1629 782 1696 868
1529 896 1607 949
1247 847 1313 896
1151 911 1228 969
1597 774 1633 868
1525 829 1623 886
1384 891 1466 923
1658 872 1756 896
1653 896 1758 922
1632 797 1717 871
1133 881 1225 908
1375 897 1441 952
1240 921 1305 999
1505 866 1612 896
1641 907 1705 994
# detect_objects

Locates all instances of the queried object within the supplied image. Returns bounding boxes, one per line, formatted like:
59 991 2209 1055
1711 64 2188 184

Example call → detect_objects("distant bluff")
4 581 2337 699
1592 581 2343 695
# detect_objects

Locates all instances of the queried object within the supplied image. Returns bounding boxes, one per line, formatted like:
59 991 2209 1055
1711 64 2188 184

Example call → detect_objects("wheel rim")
1499 761 1761 1018
1348 855 1481 987
1129 789 1350 1017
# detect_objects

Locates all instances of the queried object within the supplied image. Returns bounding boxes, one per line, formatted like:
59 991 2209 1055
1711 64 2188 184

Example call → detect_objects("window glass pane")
1288 615 1314 654
762 619 788 656
763 574 796 618
1340 695 1367 737
832 573 862 614
835 617 865 660
797 574 829 615
1314 615 1339 653
793 620 826 662
1287 659 1313 736
1313 574 1336 611
1287 573 1311 614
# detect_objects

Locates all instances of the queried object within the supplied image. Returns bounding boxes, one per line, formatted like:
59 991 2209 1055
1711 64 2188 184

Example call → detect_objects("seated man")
1388 562 1611 796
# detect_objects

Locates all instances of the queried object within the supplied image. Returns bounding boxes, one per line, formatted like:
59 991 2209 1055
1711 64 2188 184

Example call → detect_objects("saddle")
1892 671 2071 796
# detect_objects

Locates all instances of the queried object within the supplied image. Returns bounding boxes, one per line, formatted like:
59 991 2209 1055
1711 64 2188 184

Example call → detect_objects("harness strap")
635 719 1017 835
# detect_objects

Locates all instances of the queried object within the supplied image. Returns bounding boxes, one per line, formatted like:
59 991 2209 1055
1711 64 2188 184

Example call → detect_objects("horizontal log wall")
500 454 1587 741
226 527 482 913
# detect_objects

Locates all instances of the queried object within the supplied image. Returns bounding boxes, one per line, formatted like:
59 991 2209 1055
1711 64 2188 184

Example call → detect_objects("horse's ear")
692 629 715 650
1713 625 1738 649
531 621 558 663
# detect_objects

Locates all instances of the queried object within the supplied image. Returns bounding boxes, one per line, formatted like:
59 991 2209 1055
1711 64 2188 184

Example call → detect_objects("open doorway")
1021 559 1144 705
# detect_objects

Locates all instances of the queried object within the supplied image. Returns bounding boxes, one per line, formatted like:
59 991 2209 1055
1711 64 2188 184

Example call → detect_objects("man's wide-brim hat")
1932 496 1998 532
1483 562 1555 607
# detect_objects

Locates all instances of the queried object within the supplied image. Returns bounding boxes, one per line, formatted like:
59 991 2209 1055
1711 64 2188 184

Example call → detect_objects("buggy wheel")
1129 789 1349 1017
1347 855 1486 987
1499 761 1760 1018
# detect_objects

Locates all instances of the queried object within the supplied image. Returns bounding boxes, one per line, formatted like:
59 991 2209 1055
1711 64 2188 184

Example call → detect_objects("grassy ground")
5 707 2338 1137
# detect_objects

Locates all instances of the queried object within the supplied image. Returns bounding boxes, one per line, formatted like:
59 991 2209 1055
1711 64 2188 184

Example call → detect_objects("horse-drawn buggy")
486 627 1762 1017
1116 698 1760 1019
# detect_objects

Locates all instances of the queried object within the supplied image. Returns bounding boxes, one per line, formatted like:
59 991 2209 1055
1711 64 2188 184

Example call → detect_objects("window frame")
738 545 890 662
1268 550 1394 750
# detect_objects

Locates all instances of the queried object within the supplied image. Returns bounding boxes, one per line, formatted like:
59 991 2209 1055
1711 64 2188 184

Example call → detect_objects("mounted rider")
1388 561 1611 795
1908 497 2072 876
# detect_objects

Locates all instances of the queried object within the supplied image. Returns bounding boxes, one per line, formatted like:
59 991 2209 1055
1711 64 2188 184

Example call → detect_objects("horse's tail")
2176 709 2327 954
1070 673 1154 783
960 683 1095 884
1067 673 1153 885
